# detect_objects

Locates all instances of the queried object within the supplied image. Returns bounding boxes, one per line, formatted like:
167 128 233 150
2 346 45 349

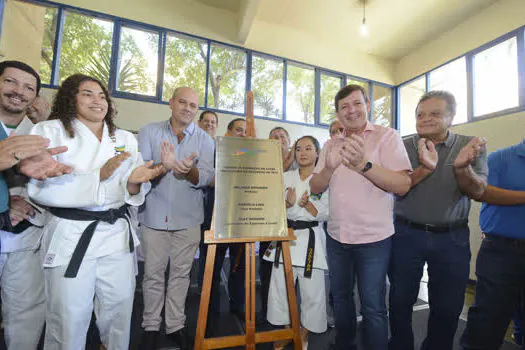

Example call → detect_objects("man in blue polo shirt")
461 139 525 349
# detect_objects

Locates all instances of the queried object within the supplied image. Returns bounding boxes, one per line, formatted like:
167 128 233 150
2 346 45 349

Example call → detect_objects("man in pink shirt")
311 84 412 350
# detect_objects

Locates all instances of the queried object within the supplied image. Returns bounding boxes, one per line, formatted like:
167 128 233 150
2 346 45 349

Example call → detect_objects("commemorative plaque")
214 137 287 240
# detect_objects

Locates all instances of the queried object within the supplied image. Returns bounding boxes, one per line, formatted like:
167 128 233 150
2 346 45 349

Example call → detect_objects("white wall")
0 1 45 67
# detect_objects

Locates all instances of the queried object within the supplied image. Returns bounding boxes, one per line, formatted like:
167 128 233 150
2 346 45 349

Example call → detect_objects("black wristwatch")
360 161 373 173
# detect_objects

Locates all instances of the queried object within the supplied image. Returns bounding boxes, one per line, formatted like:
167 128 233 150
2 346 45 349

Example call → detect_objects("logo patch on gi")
114 145 126 155
309 192 322 201
44 253 55 265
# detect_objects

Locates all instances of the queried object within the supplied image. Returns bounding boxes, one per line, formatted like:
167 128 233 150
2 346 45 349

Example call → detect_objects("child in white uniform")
265 135 329 350
27 74 163 350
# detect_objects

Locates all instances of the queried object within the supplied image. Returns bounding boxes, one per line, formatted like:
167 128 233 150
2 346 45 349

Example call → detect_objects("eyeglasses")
330 127 344 135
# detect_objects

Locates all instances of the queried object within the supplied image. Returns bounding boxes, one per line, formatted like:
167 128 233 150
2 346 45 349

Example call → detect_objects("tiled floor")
0 261 521 349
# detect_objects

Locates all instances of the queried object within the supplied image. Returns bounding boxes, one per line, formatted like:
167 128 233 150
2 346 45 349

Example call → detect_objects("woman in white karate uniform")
27 74 163 350
265 135 329 350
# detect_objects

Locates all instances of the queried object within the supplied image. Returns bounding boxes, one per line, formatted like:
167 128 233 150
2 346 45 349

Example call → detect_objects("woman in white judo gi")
265 135 329 350
27 74 163 350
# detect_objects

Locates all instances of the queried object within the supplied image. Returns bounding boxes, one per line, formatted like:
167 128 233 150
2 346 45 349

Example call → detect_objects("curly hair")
49 74 116 138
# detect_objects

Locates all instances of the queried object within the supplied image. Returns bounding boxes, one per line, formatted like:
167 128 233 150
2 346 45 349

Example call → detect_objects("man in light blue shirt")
139 87 214 349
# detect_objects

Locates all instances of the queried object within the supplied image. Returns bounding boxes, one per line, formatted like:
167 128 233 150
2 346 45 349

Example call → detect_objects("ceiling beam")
237 0 261 44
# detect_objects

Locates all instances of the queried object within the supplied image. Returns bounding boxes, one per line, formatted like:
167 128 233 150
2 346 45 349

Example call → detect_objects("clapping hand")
298 191 309 208
340 134 366 171
325 139 344 171
1 135 50 171
19 146 72 180
418 138 438 171
100 152 131 181
285 187 296 208
160 140 176 171
128 160 165 185
454 137 487 169
172 153 198 176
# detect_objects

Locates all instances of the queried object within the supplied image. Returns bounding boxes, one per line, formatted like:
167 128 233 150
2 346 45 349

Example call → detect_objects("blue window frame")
14 0 393 129
397 26 525 133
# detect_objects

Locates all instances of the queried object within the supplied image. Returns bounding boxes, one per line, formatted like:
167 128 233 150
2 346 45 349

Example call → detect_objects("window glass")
39 6 58 84
117 26 159 95
320 73 343 124
430 57 467 125
251 55 283 118
399 77 426 136
372 84 393 127
59 11 114 85
207 44 247 113
163 33 207 104
286 64 315 124
473 37 519 116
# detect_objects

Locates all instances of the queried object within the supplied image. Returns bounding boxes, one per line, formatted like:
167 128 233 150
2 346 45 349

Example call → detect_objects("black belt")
0 210 11 231
48 204 133 278
274 220 318 278
8 219 34 234
395 216 468 233
0 212 33 233
484 233 525 248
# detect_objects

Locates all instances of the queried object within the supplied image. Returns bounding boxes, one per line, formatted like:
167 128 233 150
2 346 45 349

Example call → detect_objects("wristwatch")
360 161 373 173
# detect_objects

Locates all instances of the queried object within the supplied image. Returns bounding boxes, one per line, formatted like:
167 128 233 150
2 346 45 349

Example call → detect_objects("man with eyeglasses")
389 90 488 350
329 120 345 140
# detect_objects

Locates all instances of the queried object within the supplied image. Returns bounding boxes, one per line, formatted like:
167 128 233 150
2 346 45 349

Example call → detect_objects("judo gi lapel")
73 119 115 169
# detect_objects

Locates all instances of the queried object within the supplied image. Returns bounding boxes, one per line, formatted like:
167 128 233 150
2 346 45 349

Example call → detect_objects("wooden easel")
194 91 301 349
194 229 302 350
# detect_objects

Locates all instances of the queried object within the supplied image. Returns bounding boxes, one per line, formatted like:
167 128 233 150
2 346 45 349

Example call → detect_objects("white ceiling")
193 0 500 60
194 0 243 13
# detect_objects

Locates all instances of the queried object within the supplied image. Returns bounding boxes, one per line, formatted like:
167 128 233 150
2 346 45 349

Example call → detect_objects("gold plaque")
214 137 287 239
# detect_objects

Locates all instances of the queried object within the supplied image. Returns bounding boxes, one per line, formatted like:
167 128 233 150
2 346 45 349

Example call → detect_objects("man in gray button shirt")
389 91 488 350
138 87 215 349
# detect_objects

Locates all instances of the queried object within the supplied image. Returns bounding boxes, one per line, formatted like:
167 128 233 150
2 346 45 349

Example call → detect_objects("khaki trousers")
141 225 200 333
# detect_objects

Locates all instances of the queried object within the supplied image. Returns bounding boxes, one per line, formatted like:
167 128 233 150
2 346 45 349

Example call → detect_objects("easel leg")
281 241 302 350
195 244 217 350
245 242 256 349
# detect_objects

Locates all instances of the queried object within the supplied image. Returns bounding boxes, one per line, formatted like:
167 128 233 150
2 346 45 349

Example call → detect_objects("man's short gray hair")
416 90 457 118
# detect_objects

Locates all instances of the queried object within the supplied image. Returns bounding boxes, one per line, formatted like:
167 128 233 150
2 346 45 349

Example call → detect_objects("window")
429 58 468 125
372 84 393 127
163 33 207 104
118 26 159 96
399 77 426 136
473 37 519 116
320 73 342 124
251 55 283 119
286 64 315 124
207 44 247 113
59 11 114 85
39 6 58 85
22 1 398 129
